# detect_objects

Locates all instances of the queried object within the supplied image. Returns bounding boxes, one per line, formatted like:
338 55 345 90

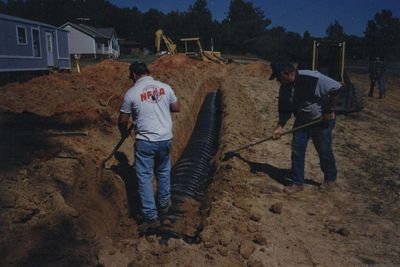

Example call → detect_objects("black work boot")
283 184 304 194
319 180 337 192
368 85 374 97
138 218 160 235
159 200 171 216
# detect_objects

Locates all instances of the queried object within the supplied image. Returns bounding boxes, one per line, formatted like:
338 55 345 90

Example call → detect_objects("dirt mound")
245 61 270 76
151 53 200 69
1 56 399 266
0 60 130 122
0 55 226 266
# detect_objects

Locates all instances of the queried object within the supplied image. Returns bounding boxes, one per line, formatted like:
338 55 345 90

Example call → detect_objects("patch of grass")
69 54 157 72
117 54 157 64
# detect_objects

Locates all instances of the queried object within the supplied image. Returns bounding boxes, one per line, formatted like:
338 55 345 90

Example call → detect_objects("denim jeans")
291 119 337 185
369 74 385 97
135 139 172 220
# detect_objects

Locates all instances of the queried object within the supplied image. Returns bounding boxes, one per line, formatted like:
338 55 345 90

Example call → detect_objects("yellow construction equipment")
180 37 227 64
311 40 364 113
155 29 177 56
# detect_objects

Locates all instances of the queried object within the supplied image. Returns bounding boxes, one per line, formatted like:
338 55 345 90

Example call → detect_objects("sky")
109 0 400 37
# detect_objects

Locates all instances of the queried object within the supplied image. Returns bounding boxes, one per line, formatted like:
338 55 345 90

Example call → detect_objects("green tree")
364 9 400 59
222 0 271 53
185 0 214 49
303 31 311 41
4 0 29 18
0 1 5 12
114 7 143 42
141 9 165 48
345 35 366 60
299 31 312 67
254 26 286 60
161 11 186 41
326 20 346 40
2 0 122 28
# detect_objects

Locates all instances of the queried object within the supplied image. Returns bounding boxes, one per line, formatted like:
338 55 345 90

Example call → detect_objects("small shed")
0 13 71 72
118 39 142 55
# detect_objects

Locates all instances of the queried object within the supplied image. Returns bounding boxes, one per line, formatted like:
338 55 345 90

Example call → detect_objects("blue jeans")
135 139 172 220
291 120 337 185
369 74 385 97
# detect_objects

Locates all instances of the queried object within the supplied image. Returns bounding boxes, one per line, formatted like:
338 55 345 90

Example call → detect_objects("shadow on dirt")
1 217 94 267
110 151 141 220
0 112 90 172
109 152 205 243
232 153 320 186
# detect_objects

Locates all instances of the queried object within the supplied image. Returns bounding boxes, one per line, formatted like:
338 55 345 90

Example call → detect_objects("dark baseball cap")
269 62 295 80
129 61 149 75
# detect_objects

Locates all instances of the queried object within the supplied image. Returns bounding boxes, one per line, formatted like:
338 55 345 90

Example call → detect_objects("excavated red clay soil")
0 55 399 266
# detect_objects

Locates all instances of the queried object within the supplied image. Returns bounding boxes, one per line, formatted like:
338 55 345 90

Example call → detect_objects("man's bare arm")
170 100 180 112
118 112 131 137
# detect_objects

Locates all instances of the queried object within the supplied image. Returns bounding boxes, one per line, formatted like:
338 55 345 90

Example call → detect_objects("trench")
170 91 221 201
155 90 222 243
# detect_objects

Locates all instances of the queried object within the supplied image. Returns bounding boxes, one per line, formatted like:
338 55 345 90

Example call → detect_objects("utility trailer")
180 37 227 64
311 40 364 114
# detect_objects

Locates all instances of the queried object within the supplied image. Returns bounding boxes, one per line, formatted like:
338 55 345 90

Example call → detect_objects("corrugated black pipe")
170 91 221 202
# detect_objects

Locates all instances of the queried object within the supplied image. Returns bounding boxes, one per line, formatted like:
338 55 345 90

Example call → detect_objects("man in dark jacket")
270 62 345 194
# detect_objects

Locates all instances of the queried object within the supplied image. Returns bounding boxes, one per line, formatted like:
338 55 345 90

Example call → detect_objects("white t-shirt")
120 76 177 141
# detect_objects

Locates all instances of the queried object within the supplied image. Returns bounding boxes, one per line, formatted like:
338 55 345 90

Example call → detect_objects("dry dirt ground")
0 55 399 266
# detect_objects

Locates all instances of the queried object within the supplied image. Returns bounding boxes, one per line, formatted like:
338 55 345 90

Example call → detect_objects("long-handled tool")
0 130 89 137
223 118 323 161
96 124 134 180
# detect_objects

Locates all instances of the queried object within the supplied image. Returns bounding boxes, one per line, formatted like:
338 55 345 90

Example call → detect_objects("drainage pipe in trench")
170 91 221 202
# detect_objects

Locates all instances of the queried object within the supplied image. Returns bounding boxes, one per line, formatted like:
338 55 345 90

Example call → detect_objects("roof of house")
61 22 116 40
0 13 67 31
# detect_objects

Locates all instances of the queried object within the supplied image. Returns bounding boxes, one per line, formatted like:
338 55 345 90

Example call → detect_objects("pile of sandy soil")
0 55 399 266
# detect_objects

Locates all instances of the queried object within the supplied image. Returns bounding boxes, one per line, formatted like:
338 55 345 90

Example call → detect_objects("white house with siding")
61 22 119 58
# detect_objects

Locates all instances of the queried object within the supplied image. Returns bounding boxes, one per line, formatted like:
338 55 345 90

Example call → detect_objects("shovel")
97 124 134 180
223 118 323 161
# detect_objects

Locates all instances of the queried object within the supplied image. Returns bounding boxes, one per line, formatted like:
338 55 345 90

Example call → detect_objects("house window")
32 29 41 57
17 26 27 44
46 33 53 53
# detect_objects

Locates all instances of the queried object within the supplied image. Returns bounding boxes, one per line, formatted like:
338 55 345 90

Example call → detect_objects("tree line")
1 0 400 62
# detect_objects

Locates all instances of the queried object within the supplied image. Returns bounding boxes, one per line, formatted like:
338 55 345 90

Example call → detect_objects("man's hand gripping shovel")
97 124 134 180
222 118 323 161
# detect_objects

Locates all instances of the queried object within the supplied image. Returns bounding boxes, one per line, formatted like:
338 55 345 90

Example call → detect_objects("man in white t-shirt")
118 61 180 233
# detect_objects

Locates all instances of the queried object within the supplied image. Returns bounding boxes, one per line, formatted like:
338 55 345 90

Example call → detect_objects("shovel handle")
229 118 323 153
101 124 135 164
97 124 135 180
